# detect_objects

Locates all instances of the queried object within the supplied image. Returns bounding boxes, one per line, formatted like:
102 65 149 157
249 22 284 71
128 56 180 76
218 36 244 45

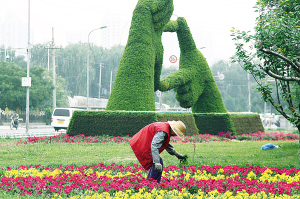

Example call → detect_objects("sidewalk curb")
0 123 51 129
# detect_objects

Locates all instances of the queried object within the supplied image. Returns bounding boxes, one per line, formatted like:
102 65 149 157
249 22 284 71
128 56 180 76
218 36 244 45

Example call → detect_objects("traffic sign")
169 55 177 63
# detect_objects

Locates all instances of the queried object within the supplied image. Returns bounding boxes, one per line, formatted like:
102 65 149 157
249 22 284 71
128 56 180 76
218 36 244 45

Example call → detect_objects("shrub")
230 114 264 135
67 111 157 137
44 108 52 125
193 113 236 135
156 112 198 136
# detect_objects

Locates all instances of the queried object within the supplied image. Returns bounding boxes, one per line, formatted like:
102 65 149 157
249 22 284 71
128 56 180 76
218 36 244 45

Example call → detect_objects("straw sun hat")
167 120 186 140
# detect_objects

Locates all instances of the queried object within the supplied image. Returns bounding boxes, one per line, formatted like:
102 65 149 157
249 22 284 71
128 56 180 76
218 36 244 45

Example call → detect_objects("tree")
30 44 49 69
30 43 124 99
210 60 265 113
231 1 300 128
0 62 68 110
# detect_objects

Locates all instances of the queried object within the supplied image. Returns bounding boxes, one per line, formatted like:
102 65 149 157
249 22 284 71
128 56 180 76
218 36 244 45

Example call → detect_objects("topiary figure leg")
161 17 227 113
106 0 174 111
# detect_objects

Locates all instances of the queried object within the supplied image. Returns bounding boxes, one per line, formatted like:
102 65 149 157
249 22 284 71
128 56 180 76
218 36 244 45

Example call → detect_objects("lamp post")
26 0 31 134
213 73 225 80
87 26 107 110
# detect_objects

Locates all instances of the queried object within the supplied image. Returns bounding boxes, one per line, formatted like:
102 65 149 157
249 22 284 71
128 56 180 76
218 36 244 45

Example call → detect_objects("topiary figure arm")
106 0 174 111
160 17 227 113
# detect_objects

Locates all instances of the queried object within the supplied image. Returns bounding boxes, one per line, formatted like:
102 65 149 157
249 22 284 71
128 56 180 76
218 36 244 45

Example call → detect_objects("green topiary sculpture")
106 0 226 113
106 0 174 111
160 17 227 113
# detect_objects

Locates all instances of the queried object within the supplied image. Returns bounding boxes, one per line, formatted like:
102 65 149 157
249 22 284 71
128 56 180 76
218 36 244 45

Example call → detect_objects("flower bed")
6 131 298 146
1 163 300 198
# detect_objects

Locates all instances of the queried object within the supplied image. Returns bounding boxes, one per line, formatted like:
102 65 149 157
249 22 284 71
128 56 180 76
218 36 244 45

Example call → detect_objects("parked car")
51 108 80 131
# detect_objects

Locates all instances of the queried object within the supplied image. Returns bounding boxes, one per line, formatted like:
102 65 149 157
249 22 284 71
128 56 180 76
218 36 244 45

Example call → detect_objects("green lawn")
0 140 298 169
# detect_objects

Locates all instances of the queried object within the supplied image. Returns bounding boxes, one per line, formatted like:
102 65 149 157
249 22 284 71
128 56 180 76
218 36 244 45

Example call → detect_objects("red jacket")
129 122 171 170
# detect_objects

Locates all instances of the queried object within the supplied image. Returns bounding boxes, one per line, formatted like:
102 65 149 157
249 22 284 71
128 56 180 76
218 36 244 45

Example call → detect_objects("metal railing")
0 131 66 139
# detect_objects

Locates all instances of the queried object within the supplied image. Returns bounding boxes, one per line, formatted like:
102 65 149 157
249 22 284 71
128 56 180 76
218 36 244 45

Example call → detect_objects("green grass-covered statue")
106 0 174 111
160 17 227 113
106 0 226 113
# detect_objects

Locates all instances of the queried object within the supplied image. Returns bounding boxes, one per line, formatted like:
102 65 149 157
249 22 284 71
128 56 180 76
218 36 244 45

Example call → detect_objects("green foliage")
193 113 236 135
193 113 264 135
0 62 26 109
106 0 174 111
230 114 264 135
210 60 264 113
231 0 300 128
67 110 157 137
0 62 69 110
156 66 178 107
30 43 124 99
55 43 102 97
156 112 198 136
68 111 263 137
44 108 52 125
67 110 200 137
178 154 189 168
30 44 49 69
160 18 227 113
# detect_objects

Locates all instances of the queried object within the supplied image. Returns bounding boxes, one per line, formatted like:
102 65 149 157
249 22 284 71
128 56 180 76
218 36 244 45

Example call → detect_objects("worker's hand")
176 153 188 160
154 163 163 172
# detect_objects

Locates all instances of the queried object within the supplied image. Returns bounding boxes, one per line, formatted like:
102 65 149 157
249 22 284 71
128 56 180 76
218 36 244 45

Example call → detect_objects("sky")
0 0 258 66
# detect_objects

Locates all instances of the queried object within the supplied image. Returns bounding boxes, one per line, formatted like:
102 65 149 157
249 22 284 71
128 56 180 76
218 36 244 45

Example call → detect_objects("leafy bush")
193 113 236 135
156 112 198 136
44 108 52 125
230 114 264 135
67 111 264 137
67 111 200 137
67 111 157 137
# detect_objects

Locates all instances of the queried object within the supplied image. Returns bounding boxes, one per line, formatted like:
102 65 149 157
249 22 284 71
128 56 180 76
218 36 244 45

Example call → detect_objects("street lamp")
87 26 107 110
213 73 225 80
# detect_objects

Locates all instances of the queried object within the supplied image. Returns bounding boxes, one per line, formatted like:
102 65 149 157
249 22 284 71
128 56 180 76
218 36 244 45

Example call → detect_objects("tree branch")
259 64 300 82
260 48 300 73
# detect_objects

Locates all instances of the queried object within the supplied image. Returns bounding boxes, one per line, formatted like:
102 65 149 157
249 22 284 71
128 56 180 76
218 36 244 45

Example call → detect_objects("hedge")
230 114 264 135
67 111 264 137
193 113 236 135
156 112 198 136
67 111 157 137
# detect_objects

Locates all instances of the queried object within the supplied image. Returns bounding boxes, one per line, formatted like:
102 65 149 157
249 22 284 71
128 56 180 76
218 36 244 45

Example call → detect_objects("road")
0 124 66 138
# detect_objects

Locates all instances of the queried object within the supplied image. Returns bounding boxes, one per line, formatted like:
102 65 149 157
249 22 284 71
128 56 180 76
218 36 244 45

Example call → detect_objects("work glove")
154 163 163 172
177 154 188 160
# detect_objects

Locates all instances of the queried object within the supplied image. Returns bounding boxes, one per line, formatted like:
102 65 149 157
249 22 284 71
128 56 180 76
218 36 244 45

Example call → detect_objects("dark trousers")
146 157 163 183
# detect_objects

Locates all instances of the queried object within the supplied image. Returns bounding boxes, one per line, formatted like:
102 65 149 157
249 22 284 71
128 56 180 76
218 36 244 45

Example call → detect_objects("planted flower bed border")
1 163 300 198
3 131 298 146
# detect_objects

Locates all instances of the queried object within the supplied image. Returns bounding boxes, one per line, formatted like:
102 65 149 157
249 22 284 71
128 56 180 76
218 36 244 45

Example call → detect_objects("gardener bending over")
130 121 188 183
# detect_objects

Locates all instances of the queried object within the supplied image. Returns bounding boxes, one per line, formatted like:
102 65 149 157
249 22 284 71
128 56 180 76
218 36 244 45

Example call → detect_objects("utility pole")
47 48 50 71
42 28 61 110
98 63 103 99
26 0 31 134
110 70 113 94
52 28 56 110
